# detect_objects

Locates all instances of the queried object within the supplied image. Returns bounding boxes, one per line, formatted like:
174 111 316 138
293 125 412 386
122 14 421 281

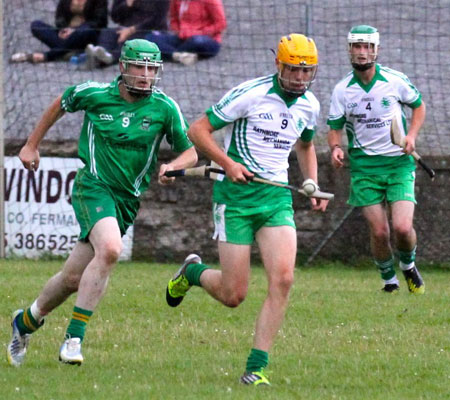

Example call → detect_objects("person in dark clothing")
85 0 170 67
11 0 108 63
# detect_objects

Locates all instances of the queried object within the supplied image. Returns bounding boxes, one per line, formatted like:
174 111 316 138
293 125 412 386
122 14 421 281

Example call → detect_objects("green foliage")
1 260 449 399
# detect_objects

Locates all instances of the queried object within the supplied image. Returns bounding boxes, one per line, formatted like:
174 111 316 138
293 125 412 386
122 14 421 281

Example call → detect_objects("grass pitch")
1 259 449 399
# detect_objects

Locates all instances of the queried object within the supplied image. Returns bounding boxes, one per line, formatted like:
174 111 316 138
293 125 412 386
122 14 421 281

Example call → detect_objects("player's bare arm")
158 147 198 185
295 140 318 182
188 115 253 183
328 128 345 169
19 95 65 171
404 102 426 154
294 140 328 211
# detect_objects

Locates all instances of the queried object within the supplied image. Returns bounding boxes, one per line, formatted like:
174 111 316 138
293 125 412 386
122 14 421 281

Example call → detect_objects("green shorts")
349 171 416 207
72 168 140 241
212 202 295 245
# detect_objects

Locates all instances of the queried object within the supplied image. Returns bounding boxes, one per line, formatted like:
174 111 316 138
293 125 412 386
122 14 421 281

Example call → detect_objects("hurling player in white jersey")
166 33 329 386
327 25 426 294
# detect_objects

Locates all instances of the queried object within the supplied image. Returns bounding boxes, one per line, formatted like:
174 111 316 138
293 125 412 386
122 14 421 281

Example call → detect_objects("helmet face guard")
347 25 379 71
119 39 163 96
277 63 318 97
276 33 318 97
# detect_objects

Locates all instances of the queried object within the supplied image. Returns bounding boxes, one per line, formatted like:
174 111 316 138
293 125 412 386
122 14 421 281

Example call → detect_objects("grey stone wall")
131 149 449 264
5 141 448 263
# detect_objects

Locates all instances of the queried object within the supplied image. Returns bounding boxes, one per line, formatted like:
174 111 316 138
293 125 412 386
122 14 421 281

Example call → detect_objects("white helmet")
347 25 379 71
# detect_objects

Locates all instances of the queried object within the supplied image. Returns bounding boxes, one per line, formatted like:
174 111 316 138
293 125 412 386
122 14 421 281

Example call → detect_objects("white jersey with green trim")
328 64 421 157
208 74 320 182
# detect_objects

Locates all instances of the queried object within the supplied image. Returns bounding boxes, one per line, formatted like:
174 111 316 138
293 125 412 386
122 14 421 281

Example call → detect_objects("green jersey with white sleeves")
61 77 193 197
327 64 422 175
206 74 320 207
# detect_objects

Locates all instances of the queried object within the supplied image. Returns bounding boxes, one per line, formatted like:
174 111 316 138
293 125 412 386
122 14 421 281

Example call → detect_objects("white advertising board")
5 157 133 260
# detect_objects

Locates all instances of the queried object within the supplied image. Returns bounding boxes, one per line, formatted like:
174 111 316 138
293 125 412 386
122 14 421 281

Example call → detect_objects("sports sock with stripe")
374 257 396 281
65 306 93 342
398 246 416 271
16 307 44 335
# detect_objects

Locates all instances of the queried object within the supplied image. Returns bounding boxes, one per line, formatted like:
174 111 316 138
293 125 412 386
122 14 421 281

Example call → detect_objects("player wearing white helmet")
347 24 379 71
327 25 426 294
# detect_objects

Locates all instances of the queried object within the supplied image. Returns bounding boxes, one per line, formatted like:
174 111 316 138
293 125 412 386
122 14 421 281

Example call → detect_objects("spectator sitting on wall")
85 0 170 68
146 0 227 66
10 0 108 64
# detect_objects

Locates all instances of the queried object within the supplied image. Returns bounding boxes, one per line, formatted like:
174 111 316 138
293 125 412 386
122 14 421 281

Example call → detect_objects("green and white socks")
375 257 399 286
375 246 417 285
398 246 417 271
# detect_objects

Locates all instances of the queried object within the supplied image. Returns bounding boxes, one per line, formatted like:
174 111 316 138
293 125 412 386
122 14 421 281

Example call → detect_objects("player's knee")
393 221 413 240
223 296 244 308
272 269 294 295
222 289 246 308
97 240 122 265
371 225 390 244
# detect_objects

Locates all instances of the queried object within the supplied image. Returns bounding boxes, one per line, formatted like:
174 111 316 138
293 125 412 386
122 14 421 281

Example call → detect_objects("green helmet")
120 39 162 64
347 25 379 71
119 39 163 96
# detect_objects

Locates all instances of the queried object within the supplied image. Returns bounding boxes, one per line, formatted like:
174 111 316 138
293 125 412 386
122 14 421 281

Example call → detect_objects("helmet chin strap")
352 62 375 71
125 85 152 98
350 47 377 72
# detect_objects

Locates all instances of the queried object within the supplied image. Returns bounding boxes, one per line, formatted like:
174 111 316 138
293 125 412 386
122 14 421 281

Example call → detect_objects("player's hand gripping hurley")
390 117 435 180
164 165 334 200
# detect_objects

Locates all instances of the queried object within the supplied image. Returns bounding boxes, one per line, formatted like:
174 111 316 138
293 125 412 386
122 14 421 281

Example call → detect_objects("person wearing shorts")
7 39 197 367
327 25 426 294
165 33 329 386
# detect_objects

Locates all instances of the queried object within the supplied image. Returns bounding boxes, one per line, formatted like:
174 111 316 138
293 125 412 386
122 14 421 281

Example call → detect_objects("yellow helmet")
276 34 318 97
277 33 318 66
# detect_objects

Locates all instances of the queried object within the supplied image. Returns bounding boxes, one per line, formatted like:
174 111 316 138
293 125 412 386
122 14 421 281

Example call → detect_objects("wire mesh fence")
2 0 449 261
4 0 450 155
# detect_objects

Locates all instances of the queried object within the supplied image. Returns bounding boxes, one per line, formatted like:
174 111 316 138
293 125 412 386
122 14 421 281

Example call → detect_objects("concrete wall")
5 141 448 263
131 149 449 264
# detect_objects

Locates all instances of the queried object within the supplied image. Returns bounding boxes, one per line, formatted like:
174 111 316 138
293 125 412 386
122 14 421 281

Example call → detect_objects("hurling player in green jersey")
166 34 329 386
8 39 197 367
327 25 426 294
